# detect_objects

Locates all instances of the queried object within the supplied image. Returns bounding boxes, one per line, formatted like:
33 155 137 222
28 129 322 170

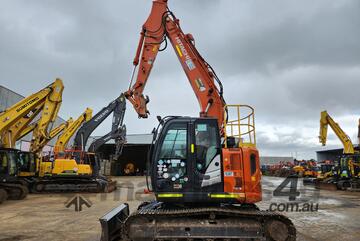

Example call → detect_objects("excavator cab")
18 151 36 177
151 117 223 202
0 148 29 200
0 148 19 177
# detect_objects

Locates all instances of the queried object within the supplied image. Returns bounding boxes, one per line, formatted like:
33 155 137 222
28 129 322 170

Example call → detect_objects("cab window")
159 124 187 159
0 153 8 174
157 123 187 180
195 122 219 172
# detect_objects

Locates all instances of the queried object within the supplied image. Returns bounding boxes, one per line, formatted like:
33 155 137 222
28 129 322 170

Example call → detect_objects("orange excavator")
100 1 295 240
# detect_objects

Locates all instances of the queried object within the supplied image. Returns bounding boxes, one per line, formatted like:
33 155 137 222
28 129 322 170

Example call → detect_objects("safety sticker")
185 59 196 71
224 171 234 177
195 78 206 92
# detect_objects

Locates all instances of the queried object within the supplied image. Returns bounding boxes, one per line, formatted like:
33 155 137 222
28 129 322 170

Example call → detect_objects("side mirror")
156 116 162 122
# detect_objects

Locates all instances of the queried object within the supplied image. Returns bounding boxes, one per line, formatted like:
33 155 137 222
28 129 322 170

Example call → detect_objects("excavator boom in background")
0 79 64 149
73 94 126 159
319 110 355 154
100 1 296 240
54 107 92 153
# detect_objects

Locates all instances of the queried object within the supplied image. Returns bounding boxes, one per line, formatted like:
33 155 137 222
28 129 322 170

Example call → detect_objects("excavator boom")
30 79 64 153
0 79 64 149
54 108 92 152
319 110 355 154
73 94 126 156
125 0 226 130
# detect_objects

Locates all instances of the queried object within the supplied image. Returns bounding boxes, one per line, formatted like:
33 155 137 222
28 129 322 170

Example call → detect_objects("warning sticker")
224 171 234 177
185 59 195 71
195 78 206 92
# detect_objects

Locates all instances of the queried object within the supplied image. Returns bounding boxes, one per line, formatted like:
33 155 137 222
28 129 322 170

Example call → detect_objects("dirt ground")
0 176 359 241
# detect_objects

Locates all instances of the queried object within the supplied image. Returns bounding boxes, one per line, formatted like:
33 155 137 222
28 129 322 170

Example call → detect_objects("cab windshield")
0 151 18 175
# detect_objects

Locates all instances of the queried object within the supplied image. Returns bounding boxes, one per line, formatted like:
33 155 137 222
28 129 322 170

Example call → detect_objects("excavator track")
0 188 8 204
122 203 296 241
0 183 29 200
31 178 106 193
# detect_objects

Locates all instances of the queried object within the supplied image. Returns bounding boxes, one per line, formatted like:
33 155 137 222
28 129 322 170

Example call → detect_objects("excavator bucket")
100 203 129 241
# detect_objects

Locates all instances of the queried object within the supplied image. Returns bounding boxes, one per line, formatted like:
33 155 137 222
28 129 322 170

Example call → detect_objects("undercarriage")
27 176 117 193
100 202 296 241
0 182 29 202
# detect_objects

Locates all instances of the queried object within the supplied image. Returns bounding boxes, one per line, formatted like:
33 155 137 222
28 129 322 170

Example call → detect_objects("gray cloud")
0 0 359 159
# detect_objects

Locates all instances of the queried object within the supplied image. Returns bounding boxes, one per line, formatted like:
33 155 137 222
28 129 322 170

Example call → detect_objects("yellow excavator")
0 79 64 202
30 107 115 193
48 107 93 177
318 110 360 190
20 118 73 178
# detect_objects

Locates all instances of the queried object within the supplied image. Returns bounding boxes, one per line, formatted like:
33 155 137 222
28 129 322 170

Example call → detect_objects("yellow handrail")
224 104 256 148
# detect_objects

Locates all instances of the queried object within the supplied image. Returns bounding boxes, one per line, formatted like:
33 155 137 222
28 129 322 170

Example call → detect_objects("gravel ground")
0 176 359 241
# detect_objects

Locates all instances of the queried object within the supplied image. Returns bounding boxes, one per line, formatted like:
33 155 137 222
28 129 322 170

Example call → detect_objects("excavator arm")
87 95 126 158
18 122 37 141
0 79 64 148
33 118 73 154
54 108 92 152
4 108 42 146
30 79 64 153
124 0 226 130
49 119 72 139
319 110 355 154
73 94 126 154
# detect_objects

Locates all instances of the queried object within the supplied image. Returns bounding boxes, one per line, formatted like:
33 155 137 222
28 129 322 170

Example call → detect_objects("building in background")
91 134 152 176
316 148 343 163
0 85 65 151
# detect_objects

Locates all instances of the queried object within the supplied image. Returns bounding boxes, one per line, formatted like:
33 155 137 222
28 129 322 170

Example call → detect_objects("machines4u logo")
268 176 319 212
65 194 92 212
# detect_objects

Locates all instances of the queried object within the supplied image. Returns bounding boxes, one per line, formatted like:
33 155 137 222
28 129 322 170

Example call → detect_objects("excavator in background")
30 107 116 193
70 94 127 192
25 118 73 178
292 159 318 185
30 107 111 192
317 110 360 190
100 1 296 240
316 160 335 182
0 79 64 203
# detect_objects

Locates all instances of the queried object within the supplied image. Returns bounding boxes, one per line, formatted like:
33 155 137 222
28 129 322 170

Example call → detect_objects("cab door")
192 119 223 192
153 121 191 193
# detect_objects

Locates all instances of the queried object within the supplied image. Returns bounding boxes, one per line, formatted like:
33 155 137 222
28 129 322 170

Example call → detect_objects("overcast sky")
1 0 359 159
